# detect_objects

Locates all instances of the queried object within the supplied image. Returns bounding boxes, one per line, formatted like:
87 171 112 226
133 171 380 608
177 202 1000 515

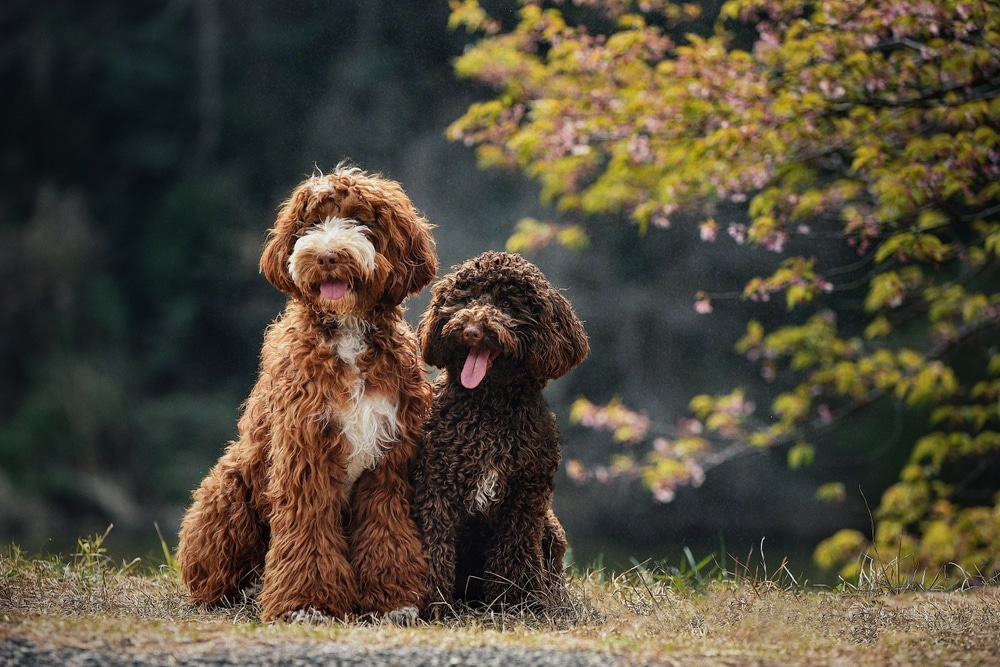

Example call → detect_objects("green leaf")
864 315 892 339
788 441 815 469
816 482 846 504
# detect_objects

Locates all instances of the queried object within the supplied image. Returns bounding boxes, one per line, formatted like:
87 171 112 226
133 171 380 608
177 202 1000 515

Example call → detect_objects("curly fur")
411 251 589 617
176 164 436 622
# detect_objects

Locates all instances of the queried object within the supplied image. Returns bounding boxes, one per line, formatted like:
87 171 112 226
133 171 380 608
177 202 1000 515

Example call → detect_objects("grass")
2 528 999 666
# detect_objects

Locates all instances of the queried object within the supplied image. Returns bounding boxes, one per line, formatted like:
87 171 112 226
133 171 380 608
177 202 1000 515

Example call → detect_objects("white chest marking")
472 469 501 512
340 391 399 495
336 319 367 366
330 319 400 495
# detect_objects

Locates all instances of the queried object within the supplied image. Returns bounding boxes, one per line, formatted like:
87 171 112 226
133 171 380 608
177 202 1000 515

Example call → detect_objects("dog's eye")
498 298 512 310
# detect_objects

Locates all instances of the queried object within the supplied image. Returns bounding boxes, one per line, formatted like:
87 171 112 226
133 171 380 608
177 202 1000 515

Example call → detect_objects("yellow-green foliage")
448 0 1000 581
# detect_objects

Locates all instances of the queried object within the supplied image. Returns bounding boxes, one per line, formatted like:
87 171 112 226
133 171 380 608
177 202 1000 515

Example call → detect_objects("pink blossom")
650 203 677 229
627 134 652 163
677 417 703 436
817 404 833 424
653 437 673 455
652 484 676 503
819 79 846 99
728 223 747 244
566 459 590 484
763 232 787 253
699 219 718 242
650 213 671 228
688 462 706 487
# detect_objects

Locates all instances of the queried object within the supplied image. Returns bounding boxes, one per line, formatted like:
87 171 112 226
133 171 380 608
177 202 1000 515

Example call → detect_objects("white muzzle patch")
287 217 377 289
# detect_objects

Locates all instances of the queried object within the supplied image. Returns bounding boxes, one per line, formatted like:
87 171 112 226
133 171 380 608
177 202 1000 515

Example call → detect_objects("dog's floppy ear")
377 196 438 306
529 286 590 381
259 185 309 298
417 276 451 369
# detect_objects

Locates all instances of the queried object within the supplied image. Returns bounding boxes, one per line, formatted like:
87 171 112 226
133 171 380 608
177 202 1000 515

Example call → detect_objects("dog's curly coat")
411 251 589 617
176 165 437 622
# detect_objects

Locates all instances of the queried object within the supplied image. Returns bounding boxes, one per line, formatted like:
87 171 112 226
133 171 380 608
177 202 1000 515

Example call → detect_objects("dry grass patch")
2 530 999 666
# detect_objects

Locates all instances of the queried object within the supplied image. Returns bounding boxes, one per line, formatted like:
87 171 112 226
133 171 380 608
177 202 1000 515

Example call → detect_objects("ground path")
2 636 656 666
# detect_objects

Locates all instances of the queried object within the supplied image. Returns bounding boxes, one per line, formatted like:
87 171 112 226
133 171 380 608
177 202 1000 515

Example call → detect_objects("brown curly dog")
411 251 589 618
176 164 436 623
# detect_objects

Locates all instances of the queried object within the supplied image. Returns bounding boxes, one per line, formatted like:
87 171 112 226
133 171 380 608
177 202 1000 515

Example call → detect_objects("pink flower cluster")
573 398 651 444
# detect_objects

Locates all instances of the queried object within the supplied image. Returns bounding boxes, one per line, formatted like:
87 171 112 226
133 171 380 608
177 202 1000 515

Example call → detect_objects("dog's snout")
316 252 336 268
463 325 484 346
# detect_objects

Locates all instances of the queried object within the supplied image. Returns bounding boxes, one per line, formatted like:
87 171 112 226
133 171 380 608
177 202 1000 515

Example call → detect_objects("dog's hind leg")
540 509 572 608
177 453 267 606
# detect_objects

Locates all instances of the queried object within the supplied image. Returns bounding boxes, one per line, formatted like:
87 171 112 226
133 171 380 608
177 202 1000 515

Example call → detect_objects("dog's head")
259 164 437 315
419 251 589 389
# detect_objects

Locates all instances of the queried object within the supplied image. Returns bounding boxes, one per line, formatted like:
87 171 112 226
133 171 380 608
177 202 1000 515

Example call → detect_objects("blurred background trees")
0 0 521 548
3 0 997 583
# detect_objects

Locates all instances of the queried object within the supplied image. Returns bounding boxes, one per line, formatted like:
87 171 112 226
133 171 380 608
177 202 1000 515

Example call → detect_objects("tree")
0 0 464 542
447 0 1000 582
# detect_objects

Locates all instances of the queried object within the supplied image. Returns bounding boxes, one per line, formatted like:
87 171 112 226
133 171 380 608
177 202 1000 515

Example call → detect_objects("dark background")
0 0 903 577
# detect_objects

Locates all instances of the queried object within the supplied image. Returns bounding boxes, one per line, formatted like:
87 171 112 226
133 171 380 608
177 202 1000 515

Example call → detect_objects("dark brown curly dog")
411 251 589 618
176 164 436 623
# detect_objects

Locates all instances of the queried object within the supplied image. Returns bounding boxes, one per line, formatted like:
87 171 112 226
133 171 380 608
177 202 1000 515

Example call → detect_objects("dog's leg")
541 509 571 608
177 449 266 606
257 431 357 622
411 480 462 620
481 490 551 611
349 443 429 619
542 509 568 576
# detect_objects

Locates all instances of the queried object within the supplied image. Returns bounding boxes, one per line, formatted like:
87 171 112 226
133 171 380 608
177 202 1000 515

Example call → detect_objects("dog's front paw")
384 605 419 627
283 607 330 625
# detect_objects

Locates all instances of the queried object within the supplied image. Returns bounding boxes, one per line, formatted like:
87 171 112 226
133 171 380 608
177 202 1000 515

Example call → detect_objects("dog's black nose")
316 252 336 268
463 325 483 346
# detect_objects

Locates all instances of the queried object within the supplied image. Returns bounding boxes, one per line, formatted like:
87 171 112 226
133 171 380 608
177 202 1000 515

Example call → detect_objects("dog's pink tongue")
461 347 491 389
320 280 348 300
